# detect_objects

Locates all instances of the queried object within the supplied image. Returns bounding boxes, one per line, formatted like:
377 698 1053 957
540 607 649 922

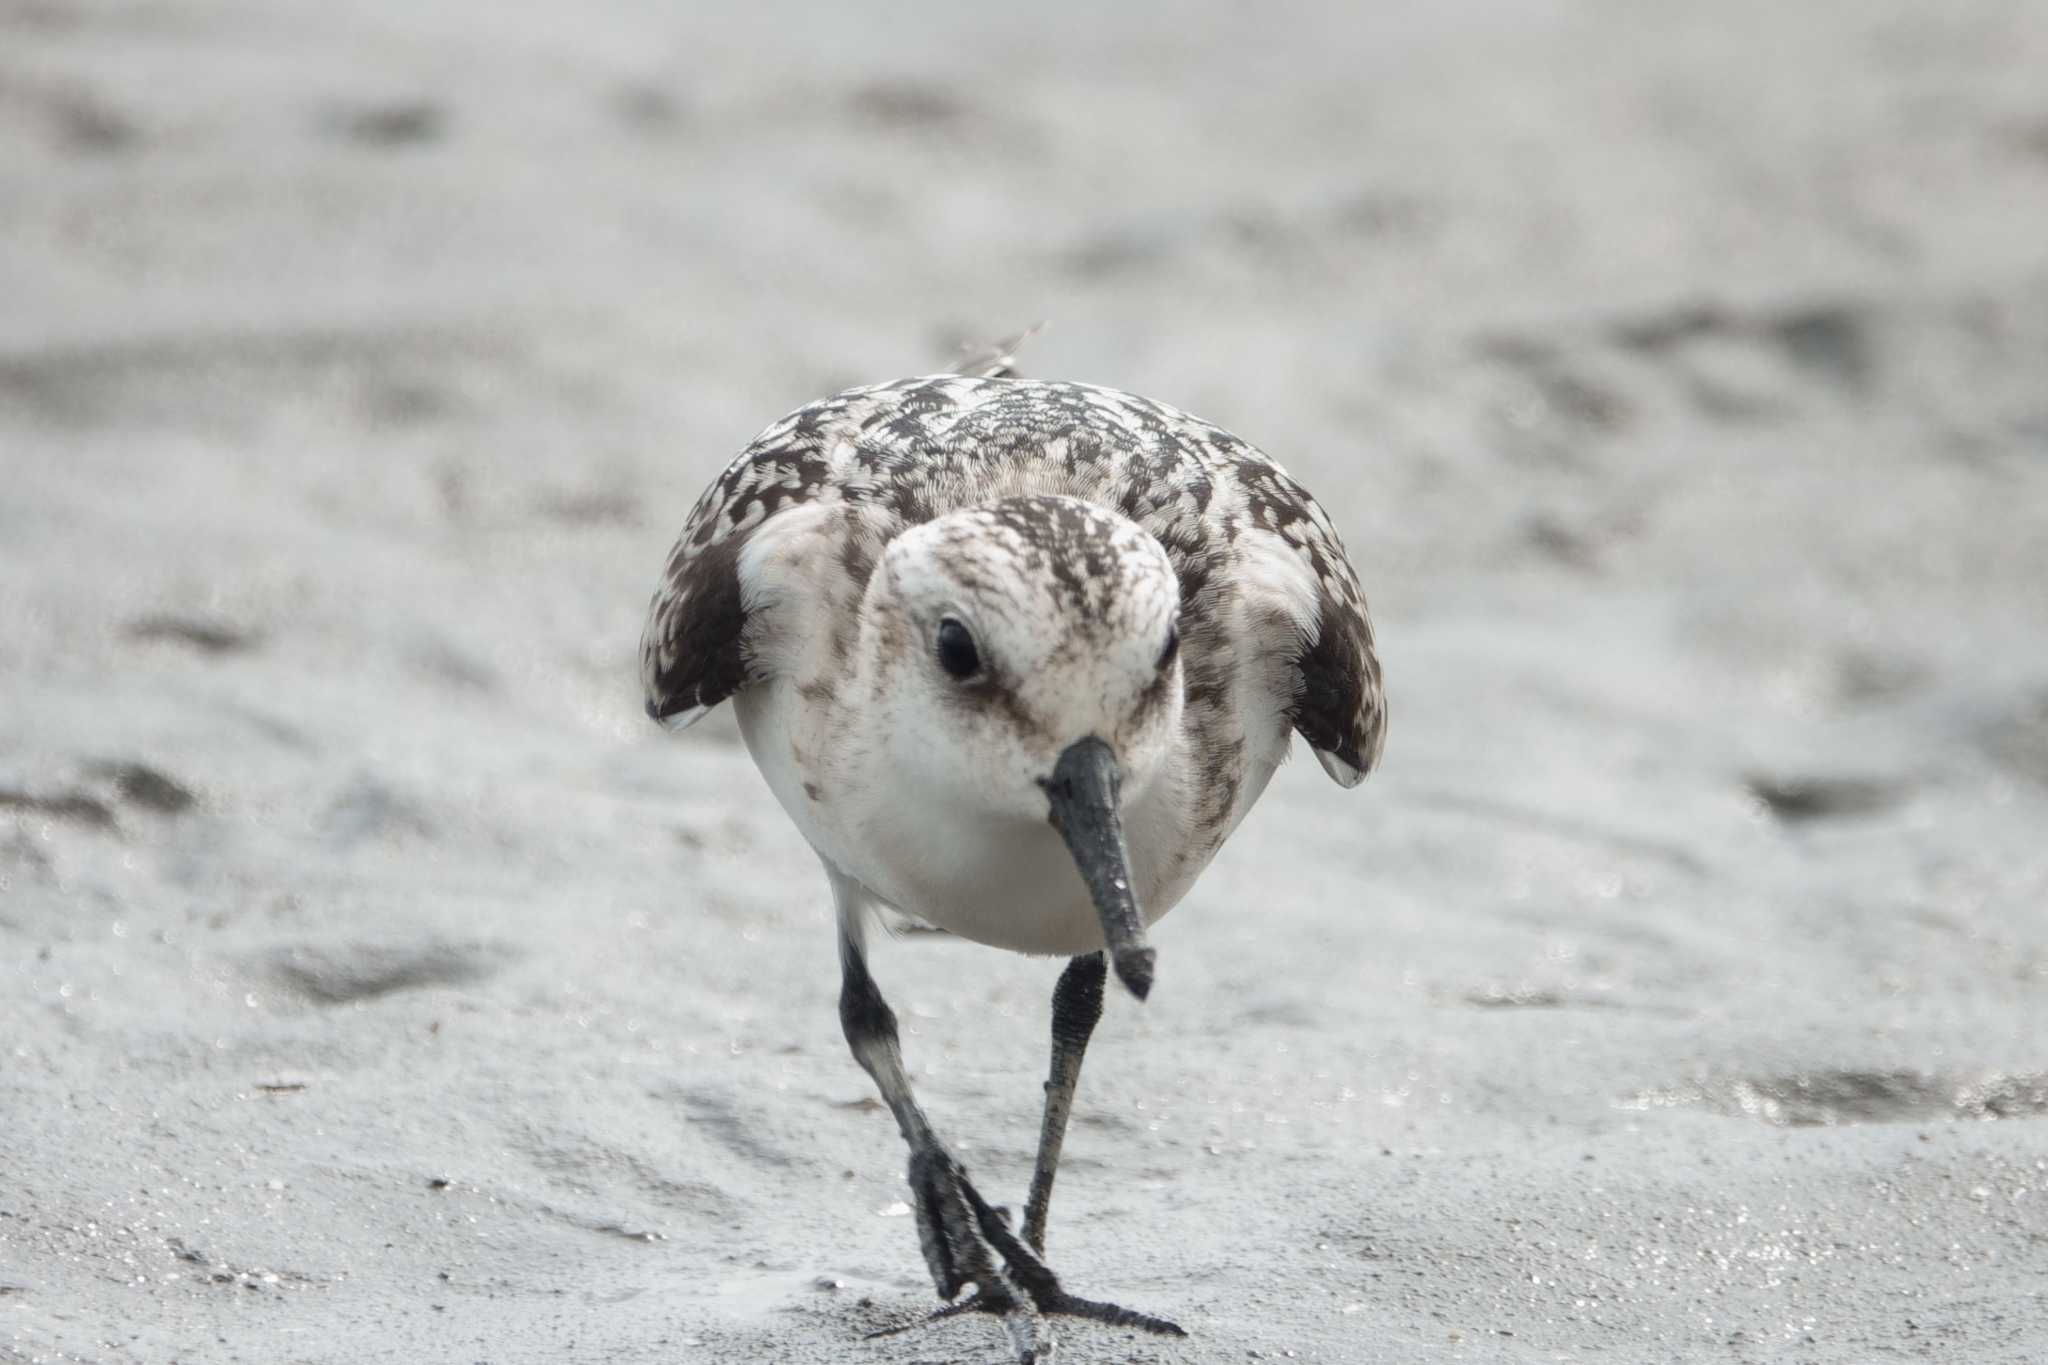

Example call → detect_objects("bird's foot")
872 1147 1183 1362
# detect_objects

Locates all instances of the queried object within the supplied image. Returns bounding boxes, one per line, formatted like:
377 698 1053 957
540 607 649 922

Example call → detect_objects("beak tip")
1113 945 1155 1001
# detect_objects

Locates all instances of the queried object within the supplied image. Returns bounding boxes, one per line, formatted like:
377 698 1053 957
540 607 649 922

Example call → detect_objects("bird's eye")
935 617 981 679
1156 622 1180 672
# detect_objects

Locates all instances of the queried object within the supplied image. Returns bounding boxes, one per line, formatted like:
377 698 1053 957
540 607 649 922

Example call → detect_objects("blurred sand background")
4 2 2048 1361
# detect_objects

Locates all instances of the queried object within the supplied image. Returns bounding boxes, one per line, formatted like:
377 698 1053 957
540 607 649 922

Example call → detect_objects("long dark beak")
1041 736 1155 1000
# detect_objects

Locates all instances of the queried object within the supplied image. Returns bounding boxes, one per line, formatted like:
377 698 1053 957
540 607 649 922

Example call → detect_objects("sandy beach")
4 2 2047 1361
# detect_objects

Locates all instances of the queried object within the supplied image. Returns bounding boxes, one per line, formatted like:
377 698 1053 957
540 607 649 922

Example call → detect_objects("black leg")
837 935 1032 1330
1022 952 1106 1254
836 924 1184 1355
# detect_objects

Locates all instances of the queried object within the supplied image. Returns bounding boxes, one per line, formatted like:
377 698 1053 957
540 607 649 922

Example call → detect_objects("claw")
881 1146 1184 1360
906 1147 967 1299
869 1295 1053 1363
956 1178 1187 1336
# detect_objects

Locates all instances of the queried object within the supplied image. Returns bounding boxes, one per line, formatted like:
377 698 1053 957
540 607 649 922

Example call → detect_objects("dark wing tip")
643 690 696 725
639 533 750 730
1293 595 1386 788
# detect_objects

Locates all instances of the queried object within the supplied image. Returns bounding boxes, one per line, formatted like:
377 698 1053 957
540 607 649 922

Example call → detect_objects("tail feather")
948 321 1046 379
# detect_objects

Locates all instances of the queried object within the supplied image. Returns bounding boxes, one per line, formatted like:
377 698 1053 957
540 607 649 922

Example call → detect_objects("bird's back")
642 375 1385 785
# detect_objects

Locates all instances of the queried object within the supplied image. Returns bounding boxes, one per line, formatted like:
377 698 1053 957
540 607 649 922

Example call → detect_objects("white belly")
860 812 1125 955
732 682 1276 957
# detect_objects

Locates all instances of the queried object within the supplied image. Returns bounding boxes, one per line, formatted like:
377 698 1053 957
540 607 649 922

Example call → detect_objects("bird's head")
860 494 1184 996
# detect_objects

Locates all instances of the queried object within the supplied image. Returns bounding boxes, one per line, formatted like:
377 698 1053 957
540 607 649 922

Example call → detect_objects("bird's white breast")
733 679 1288 958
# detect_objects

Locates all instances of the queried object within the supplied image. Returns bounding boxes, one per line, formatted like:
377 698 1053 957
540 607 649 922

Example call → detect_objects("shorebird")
640 363 1385 1361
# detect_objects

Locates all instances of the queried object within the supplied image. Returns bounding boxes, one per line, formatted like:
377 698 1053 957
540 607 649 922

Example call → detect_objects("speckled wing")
1224 456 1388 787
640 404 842 729
641 375 1387 786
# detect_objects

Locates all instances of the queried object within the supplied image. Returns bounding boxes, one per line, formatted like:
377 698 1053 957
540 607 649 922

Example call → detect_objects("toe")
907 1149 967 1299
1041 1289 1186 1336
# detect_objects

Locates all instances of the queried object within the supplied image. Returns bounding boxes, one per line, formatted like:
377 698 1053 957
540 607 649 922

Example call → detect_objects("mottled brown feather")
640 376 1385 779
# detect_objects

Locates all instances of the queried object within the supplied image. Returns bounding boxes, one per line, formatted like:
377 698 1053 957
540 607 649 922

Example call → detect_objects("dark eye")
1156 622 1180 671
935 617 981 679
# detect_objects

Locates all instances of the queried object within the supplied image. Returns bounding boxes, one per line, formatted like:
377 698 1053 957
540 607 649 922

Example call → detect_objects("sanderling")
641 367 1385 1361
